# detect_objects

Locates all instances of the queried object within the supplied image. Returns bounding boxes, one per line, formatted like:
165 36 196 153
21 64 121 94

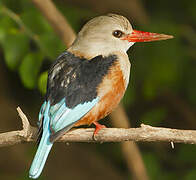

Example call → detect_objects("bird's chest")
75 55 131 126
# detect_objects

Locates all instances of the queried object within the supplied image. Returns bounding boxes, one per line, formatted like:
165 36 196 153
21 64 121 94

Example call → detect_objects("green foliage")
38 71 48 95
39 33 65 59
20 8 51 35
19 52 43 89
0 16 16 43
0 1 92 94
3 33 29 70
0 14 29 70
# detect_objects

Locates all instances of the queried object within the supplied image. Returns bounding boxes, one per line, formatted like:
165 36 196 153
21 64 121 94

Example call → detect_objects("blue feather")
29 101 52 179
29 97 99 179
51 97 99 132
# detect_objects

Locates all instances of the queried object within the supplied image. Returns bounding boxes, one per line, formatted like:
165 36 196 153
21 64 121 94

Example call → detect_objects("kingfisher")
29 14 173 179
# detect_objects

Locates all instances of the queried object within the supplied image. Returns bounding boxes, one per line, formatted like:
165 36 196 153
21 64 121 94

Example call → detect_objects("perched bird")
29 14 173 179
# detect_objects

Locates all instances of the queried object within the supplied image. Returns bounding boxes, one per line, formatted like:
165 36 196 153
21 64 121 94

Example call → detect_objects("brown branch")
1 107 196 147
59 125 196 144
61 125 196 144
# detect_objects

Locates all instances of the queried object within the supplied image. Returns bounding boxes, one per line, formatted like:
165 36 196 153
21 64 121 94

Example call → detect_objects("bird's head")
68 14 173 58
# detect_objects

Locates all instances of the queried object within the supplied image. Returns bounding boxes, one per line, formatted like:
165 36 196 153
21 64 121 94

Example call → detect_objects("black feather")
46 51 117 109
36 116 43 146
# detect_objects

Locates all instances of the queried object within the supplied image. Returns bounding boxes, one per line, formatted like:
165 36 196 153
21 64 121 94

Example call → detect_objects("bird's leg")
93 121 106 139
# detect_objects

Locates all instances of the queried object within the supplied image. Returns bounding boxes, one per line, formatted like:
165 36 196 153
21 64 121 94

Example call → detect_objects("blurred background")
0 0 196 179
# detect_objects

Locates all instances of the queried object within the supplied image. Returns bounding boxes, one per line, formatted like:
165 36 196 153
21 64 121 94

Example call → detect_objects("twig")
0 107 37 147
1 107 196 147
60 124 196 144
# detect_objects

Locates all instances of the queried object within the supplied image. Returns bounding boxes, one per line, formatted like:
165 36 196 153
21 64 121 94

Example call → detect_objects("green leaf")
19 52 43 89
38 71 48 94
20 8 51 35
0 15 18 44
0 27 5 44
2 33 29 70
39 32 65 59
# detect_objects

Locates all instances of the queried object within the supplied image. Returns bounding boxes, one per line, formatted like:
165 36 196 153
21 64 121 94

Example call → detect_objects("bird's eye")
113 30 123 38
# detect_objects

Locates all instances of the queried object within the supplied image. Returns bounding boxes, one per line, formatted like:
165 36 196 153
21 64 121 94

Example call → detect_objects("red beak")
123 30 173 42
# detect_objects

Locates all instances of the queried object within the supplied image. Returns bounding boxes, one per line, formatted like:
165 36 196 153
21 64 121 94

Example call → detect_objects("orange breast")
74 61 126 127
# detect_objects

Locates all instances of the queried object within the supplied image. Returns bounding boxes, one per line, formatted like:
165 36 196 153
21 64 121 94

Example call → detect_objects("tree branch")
1 107 196 147
59 125 196 144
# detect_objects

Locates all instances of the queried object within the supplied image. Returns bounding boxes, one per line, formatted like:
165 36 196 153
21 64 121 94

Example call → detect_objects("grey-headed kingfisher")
29 14 173 179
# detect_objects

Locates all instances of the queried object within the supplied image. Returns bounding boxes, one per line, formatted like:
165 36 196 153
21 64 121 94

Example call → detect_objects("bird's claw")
93 121 106 140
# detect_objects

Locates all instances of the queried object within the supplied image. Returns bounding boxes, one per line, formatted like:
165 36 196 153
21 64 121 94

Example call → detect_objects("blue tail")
29 102 53 179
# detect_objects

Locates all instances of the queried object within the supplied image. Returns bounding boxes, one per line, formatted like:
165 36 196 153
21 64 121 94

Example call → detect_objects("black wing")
46 51 117 109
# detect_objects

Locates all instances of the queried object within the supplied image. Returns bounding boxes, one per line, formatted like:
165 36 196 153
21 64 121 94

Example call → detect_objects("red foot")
93 122 106 136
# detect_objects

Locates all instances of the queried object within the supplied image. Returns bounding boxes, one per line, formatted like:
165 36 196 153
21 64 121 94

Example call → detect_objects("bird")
29 13 173 179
